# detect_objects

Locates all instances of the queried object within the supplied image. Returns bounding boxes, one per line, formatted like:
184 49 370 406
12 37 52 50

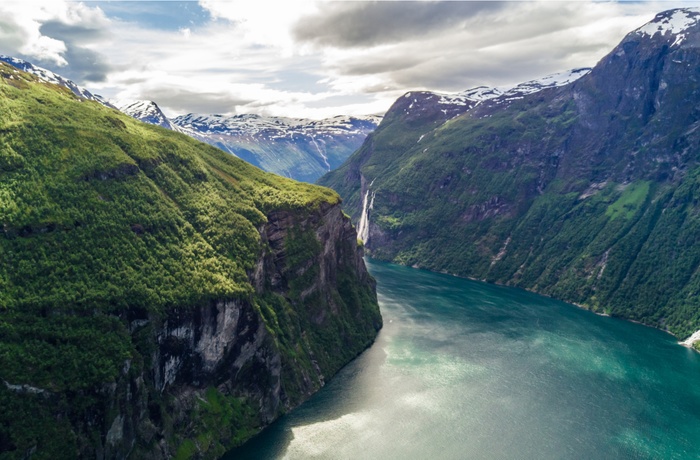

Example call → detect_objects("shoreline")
375 258 699 351
679 330 700 349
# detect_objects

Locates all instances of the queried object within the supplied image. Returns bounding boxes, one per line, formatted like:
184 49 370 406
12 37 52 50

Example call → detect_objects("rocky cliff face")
91 202 379 459
319 8 700 339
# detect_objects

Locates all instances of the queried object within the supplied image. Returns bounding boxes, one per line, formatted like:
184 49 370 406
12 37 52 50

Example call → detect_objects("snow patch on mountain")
115 100 173 129
436 86 504 107
505 68 591 97
635 8 700 46
173 113 382 139
432 68 591 108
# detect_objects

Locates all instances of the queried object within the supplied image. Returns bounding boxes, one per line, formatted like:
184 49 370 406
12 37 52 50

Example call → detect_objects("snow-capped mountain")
173 113 381 138
114 100 175 130
0 55 114 108
635 7 700 46
110 98 380 182
170 113 381 182
394 68 591 124
436 68 591 109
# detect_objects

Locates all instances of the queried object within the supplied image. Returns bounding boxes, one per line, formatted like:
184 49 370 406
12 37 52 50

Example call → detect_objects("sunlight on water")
282 412 373 459
385 337 487 385
227 260 700 460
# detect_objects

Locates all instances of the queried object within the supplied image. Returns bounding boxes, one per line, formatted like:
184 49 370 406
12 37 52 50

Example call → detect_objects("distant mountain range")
0 55 380 183
169 112 381 183
113 99 381 182
320 7 700 341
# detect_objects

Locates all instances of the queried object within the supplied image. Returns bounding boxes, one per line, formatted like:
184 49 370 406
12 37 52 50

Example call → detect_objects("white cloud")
87 18 342 117
0 0 110 66
199 0 319 53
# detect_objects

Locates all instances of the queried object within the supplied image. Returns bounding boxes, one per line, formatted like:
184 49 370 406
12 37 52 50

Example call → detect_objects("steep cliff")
319 8 700 339
0 62 381 459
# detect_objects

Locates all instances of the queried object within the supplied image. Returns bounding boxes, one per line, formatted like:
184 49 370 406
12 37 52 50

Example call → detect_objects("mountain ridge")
0 54 115 108
0 55 380 183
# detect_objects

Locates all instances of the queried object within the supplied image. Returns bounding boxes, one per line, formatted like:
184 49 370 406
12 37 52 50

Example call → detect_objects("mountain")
116 104 381 183
320 7 700 341
0 61 381 459
114 100 381 183
0 55 380 183
115 99 175 130
116 105 380 183
170 112 381 183
0 55 114 108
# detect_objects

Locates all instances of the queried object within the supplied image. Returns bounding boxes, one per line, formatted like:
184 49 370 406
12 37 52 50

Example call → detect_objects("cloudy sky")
0 0 696 119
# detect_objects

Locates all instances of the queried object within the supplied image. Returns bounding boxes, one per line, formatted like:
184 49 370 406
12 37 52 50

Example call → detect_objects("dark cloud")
117 76 151 85
40 20 108 42
38 20 112 82
315 2 649 96
293 1 508 48
143 88 256 115
332 53 424 77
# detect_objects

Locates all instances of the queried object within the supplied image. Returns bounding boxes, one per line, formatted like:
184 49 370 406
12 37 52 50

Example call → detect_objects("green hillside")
0 62 380 459
320 19 700 340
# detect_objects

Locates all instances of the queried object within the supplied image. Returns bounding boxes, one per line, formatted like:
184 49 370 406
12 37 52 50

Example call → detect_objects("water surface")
227 260 700 459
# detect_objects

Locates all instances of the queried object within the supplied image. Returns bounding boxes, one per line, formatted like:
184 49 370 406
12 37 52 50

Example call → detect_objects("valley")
3 4 700 459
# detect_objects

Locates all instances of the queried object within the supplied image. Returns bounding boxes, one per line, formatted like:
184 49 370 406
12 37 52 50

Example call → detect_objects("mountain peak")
115 99 173 129
635 8 700 46
388 67 591 126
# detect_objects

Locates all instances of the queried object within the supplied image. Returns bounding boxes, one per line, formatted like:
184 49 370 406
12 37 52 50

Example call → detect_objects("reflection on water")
226 260 700 460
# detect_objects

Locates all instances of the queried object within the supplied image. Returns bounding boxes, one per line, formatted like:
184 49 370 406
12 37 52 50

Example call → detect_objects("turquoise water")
227 260 700 459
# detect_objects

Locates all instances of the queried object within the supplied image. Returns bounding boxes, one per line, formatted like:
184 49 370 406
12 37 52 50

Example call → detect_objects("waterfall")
310 137 331 171
357 188 376 244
